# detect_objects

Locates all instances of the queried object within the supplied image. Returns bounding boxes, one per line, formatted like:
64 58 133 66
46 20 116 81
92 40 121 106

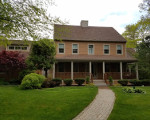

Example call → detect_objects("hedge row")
118 79 150 86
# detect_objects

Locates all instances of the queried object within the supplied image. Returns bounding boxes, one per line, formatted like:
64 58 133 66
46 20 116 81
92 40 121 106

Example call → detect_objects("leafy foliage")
118 80 128 86
123 87 146 94
20 73 45 89
0 0 64 43
26 39 56 77
75 78 85 86
64 79 73 86
0 50 26 71
51 78 62 86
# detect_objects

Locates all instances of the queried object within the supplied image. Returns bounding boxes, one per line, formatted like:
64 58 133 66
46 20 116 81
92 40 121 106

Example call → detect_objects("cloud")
48 0 143 34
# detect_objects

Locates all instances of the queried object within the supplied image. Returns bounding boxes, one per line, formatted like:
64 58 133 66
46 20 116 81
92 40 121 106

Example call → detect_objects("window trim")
116 44 123 55
58 43 65 54
72 43 79 54
88 44 94 55
103 44 110 55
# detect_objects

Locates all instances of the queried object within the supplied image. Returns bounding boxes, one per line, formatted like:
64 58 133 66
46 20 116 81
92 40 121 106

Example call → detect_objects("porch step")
93 80 107 86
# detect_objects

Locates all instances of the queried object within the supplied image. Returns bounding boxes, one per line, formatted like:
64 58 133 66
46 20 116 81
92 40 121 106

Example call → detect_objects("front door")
92 63 98 79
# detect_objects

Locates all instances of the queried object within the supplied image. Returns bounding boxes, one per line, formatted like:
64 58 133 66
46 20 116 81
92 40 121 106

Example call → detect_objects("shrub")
64 79 73 86
20 73 45 89
129 80 142 86
42 79 56 88
52 78 62 86
0 78 9 85
123 87 146 94
118 80 128 86
108 76 113 85
140 79 150 86
86 76 90 84
75 78 85 86
18 69 33 84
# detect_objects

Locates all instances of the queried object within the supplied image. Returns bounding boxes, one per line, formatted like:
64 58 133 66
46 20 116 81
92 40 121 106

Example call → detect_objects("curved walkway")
73 87 115 120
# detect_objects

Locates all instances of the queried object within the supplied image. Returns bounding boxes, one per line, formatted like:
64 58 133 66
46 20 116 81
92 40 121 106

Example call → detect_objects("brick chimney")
80 20 88 27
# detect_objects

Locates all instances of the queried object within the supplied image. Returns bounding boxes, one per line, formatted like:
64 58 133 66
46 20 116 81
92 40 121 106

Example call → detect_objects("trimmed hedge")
129 79 150 86
118 80 128 86
42 79 56 88
20 73 45 89
52 78 62 86
64 79 73 86
75 78 85 86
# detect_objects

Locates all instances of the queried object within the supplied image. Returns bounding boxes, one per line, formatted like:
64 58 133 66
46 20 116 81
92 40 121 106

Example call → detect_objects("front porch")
53 61 138 82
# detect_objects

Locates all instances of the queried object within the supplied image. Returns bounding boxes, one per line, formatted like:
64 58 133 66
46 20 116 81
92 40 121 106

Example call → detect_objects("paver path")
73 87 115 120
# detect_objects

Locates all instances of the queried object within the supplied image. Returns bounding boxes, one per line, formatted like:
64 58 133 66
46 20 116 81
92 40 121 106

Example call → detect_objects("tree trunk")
44 68 48 78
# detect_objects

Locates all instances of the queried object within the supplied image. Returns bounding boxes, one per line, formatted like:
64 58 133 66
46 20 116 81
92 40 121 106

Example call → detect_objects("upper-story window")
58 43 64 53
117 45 123 54
72 44 78 54
8 45 28 50
104 45 110 54
88 44 94 54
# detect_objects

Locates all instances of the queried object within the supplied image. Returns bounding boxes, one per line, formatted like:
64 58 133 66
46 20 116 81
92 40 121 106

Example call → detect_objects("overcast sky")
49 0 143 34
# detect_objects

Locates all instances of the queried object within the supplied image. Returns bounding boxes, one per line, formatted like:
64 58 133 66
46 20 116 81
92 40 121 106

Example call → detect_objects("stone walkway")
73 87 115 120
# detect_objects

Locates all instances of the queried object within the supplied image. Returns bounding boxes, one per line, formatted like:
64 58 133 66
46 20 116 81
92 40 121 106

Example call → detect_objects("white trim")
71 61 73 80
120 62 123 80
88 44 94 55
58 43 65 54
103 44 110 55
116 44 123 55
103 61 105 80
72 43 79 54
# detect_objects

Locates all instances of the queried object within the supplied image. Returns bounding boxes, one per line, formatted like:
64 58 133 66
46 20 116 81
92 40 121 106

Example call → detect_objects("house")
0 20 138 83
53 20 138 83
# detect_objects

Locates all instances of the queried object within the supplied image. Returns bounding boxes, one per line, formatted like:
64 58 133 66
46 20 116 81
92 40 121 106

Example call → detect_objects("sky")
49 0 143 34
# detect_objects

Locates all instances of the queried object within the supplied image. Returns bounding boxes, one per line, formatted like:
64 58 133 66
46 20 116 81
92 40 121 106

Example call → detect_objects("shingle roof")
55 48 137 62
54 24 126 42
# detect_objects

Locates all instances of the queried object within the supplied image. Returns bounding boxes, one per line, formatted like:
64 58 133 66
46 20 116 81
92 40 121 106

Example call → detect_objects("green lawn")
108 86 150 120
0 85 98 120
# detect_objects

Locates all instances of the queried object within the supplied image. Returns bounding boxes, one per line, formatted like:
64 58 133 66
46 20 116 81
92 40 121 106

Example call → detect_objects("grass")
108 86 150 120
0 85 98 120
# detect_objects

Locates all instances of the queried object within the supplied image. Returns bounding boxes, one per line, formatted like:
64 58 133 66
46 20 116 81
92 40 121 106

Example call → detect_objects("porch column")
53 63 55 79
103 61 105 80
136 63 139 80
71 61 73 80
89 61 91 79
120 62 123 80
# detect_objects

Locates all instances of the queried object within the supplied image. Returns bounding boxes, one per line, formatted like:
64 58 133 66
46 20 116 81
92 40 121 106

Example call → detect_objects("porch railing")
55 72 71 79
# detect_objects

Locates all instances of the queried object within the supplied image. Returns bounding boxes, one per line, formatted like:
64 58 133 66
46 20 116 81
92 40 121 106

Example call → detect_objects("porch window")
104 45 109 54
88 45 94 54
117 45 122 54
72 44 78 54
58 43 64 53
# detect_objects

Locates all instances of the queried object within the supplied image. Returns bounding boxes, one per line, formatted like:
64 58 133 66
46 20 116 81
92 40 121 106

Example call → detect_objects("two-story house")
53 20 138 82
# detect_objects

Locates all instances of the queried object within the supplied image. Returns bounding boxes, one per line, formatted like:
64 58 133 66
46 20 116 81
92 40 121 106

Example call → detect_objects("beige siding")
55 41 126 57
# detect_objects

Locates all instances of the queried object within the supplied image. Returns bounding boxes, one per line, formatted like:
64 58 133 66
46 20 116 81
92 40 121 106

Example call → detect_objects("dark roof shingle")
54 24 126 42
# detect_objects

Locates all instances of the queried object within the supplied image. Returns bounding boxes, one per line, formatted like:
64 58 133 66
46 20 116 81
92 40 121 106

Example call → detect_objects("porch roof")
55 55 137 62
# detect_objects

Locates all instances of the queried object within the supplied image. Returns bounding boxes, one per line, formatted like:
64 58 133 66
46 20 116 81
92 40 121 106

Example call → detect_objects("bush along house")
53 20 138 84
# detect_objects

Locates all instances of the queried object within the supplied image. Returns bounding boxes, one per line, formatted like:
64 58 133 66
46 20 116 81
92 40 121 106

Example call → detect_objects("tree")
0 0 64 44
136 35 150 79
0 50 26 80
26 39 56 77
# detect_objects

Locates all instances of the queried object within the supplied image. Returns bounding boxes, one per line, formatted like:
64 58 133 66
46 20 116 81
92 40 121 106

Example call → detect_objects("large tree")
0 0 64 44
26 39 56 77
136 35 150 79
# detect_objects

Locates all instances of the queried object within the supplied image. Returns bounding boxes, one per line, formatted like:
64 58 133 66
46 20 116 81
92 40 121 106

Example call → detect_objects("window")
8 45 28 51
58 43 64 53
117 45 122 54
104 45 109 54
88 45 94 54
72 44 78 54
